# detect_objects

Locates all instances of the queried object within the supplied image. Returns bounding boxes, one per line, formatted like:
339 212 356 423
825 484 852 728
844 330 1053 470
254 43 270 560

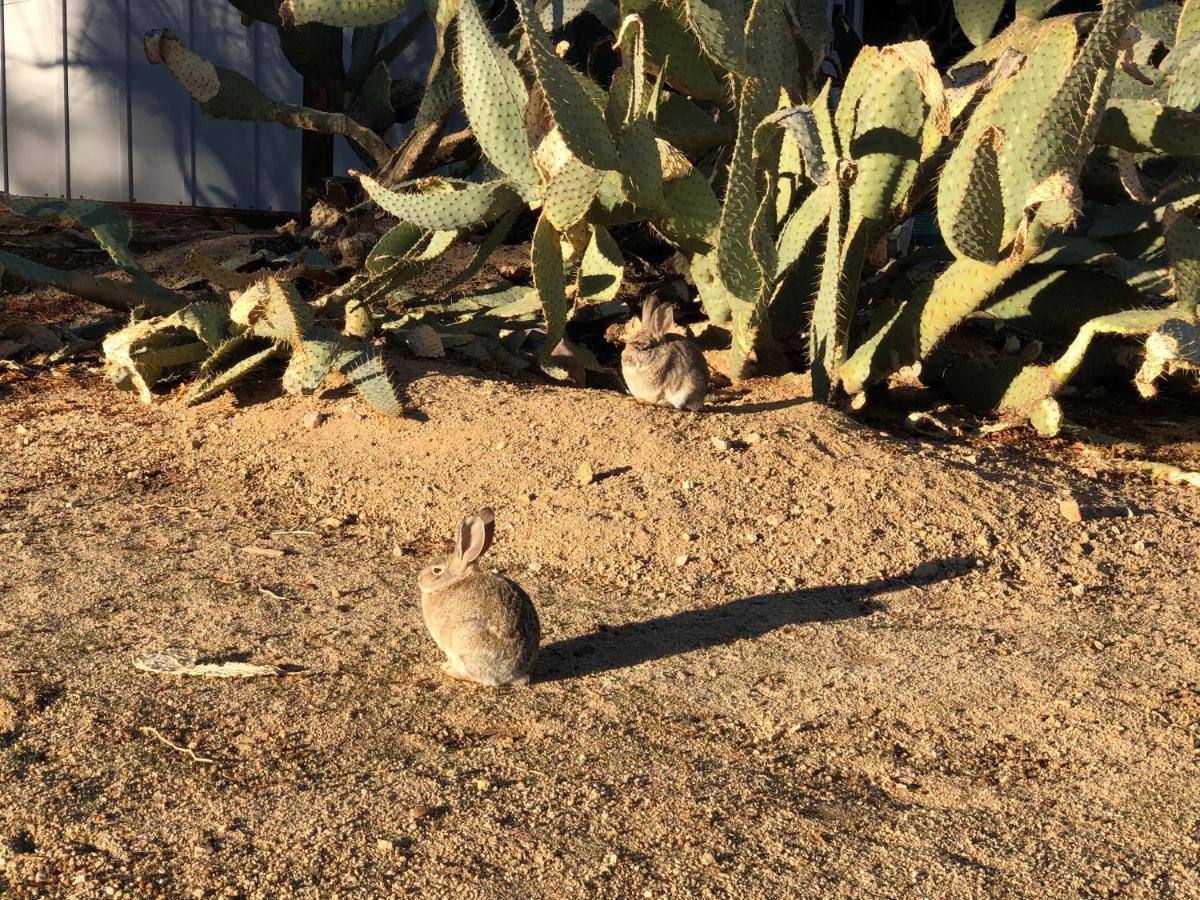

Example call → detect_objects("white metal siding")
0 4 830 211
1 0 303 210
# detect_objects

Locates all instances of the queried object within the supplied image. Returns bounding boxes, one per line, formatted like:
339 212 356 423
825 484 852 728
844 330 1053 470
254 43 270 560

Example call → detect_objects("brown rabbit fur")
417 508 540 687
621 296 709 411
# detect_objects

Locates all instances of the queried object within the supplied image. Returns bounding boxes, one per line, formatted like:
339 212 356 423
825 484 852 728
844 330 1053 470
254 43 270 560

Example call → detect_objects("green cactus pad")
809 178 845 401
530 214 572 379
717 79 769 305
938 124 1006 262
808 83 847 401
744 0 798 98
366 223 427 274
972 20 1077 250
0 192 143 277
358 175 523 231
515 0 621 171
456 0 541 193
954 0 1005 47
840 256 1023 396
579 225 625 303
618 120 666 211
655 93 730 152
1096 99 1200 154
338 345 406 415
351 61 396 134
984 265 1149 338
251 279 316 346
845 58 925 223
543 156 605 230
282 0 417 27
622 0 723 101
1179 0 1200 44
184 337 280 405
689 249 735 324
540 0 619 32
1167 212 1200 315
282 328 346 395
145 30 391 165
171 301 232 350
654 170 722 253
678 0 747 75
1026 0 1136 185
775 184 831 280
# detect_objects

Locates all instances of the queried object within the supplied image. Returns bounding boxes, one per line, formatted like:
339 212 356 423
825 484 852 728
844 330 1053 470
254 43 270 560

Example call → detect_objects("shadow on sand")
537 558 977 682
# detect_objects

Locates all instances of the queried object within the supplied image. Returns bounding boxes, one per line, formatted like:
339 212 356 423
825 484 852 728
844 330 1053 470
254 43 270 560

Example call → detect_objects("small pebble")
303 411 326 430
408 805 432 821
674 554 690 568
711 437 734 451
1070 584 1086 597
745 532 760 545
474 778 491 793
701 850 717 866
576 462 595 486
742 432 763 445
1059 499 1083 524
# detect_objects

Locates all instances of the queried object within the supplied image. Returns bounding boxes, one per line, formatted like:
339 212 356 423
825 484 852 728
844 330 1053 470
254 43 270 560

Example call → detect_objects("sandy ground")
2 216 1200 897
0 357 1198 898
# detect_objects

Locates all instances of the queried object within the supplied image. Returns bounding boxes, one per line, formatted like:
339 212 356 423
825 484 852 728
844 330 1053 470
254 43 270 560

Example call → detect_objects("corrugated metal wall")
1 0 306 210
1 3 837 211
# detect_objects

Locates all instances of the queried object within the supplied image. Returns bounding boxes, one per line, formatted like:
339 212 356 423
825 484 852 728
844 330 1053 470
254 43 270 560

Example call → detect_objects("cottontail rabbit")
621 296 708 411
418 508 540 687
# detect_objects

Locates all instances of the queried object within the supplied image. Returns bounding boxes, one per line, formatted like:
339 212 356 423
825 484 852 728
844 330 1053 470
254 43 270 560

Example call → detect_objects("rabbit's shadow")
538 558 977 682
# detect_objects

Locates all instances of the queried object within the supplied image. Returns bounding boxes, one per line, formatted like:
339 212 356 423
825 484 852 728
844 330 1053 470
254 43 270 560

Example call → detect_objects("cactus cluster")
104 271 406 414
880 0 1200 434
8 0 1200 435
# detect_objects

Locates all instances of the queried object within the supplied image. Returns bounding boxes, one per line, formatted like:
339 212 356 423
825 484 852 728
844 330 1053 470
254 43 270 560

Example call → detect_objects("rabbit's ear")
454 507 495 570
641 296 661 331
653 301 677 335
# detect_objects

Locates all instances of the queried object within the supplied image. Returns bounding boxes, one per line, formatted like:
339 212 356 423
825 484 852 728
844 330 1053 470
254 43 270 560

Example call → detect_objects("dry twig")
139 726 217 765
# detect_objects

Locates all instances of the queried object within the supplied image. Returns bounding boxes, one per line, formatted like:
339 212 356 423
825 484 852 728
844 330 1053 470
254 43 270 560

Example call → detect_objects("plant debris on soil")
1 216 1200 898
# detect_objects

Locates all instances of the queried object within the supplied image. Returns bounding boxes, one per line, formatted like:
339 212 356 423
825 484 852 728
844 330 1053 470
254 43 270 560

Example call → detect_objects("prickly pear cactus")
146 30 392 166
839 0 1139 405
281 0 416 27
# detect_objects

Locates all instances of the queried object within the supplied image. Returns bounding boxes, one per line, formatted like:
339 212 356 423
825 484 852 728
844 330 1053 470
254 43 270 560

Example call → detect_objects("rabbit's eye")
432 565 444 575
